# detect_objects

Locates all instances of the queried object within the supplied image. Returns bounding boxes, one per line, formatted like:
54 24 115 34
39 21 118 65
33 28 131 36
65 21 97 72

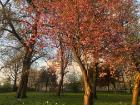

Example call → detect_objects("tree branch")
0 0 25 46
4 0 10 6
0 66 4 71
31 53 48 64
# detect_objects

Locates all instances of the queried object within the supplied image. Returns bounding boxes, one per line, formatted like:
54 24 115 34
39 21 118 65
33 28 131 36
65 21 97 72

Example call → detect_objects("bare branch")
2 28 13 33
4 0 10 6
0 0 25 45
31 53 48 64
0 66 4 71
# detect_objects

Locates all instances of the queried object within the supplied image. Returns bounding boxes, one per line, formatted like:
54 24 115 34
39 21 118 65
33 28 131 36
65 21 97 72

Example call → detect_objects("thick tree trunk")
132 73 140 105
16 64 30 98
83 70 95 105
77 64 95 105
16 50 32 98
82 65 95 105
72 47 96 105
84 85 94 105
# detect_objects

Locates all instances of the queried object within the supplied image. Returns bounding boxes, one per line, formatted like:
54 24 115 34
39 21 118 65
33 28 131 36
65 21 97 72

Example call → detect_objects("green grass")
0 92 139 105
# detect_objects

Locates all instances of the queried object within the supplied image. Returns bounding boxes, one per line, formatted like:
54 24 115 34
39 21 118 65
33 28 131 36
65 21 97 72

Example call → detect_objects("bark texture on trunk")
84 75 94 105
132 72 140 105
84 85 94 105
72 47 96 105
82 67 97 105
16 50 32 98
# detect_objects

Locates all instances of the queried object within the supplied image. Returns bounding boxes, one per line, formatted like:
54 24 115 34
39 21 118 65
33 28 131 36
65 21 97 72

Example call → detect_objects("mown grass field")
0 92 139 105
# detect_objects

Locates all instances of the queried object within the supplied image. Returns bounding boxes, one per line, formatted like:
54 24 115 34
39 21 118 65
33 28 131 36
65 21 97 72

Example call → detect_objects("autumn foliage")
1 0 139 104
16 0 139 104
21 0 137 61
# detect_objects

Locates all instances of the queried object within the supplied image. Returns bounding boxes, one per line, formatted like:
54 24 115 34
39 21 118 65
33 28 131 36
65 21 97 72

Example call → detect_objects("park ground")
0 92 139 105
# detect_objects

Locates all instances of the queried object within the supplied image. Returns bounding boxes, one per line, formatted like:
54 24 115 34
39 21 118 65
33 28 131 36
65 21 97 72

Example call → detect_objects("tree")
3 58 22 91
2 77 11 88
57 34 70 96
0 0 35 98
131 48 140 105
97 64 117 91
28 67 40 90
37 66 57 92
45 0 138 105
7 0 139 104
0 0 49 98
0 44 23 91
120 2 140 104
66 70 82 92
38 67 50 92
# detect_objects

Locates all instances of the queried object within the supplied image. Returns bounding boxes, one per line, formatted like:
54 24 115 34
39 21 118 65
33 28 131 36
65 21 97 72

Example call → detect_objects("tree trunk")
57 34 67 96
84 85 94 105
78 65 95 105
12 64 18 91
132 72 140 105
16 64 30 98
57 56 64 96
12 75 17 91
72 47 96 105
108 84 110 92
83 70 95 105
112 82 116 92
93 63 99 99
46 81 49 92
16 50 32 98
93 85 97 99
57 73 64 96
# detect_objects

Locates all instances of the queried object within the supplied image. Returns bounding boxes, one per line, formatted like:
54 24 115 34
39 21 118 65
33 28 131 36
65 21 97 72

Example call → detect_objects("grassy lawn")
0 92 139 105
